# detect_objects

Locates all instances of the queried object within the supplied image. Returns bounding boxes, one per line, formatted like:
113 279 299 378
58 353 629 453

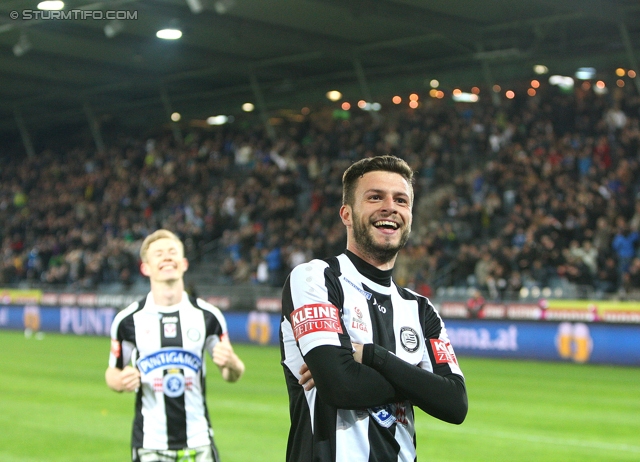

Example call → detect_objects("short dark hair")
342 155 414 206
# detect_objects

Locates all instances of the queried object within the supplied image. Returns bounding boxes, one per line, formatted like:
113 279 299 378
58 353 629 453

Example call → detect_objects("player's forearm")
304 345 398 409
105 367 127 392
362 344 468 424
105 366 140 393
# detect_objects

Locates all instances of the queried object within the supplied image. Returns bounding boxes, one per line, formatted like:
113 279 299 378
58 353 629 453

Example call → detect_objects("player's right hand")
120 365 141 392
298 363 315 391
352 342 364 363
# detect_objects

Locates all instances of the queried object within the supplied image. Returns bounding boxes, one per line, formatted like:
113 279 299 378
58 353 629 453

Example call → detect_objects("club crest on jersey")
430 339 459 365
187 328 201 342
137 348 202 375
164 323 178 338
291 303 342 340
163 370 186 397
400 327 420 352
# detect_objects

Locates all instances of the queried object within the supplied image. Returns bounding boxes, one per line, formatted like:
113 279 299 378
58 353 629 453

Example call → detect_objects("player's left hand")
298 363 315 391
213 339 234 368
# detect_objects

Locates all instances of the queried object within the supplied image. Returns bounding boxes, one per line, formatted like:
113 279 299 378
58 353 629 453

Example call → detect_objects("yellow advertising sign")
0 289 42 305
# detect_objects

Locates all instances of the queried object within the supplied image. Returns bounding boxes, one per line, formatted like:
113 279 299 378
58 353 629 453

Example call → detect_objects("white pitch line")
415 421 640 453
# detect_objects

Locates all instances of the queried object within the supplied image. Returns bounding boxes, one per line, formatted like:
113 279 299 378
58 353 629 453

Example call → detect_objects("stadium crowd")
2 80 640 300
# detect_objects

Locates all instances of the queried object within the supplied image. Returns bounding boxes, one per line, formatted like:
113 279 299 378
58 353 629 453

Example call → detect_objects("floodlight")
575 67 596 80
533 64 549 75
157 28 182 40
38 1 64 10
326 90 342 101
207 115 228 125
549 75 574 90
452 92 479 103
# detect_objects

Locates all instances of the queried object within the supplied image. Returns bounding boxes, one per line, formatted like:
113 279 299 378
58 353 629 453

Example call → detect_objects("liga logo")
430 338 459 365
291 303 343 340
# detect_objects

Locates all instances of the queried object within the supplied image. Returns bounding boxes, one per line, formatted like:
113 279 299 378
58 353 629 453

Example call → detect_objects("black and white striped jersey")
280 251 466 462
108 292 227 451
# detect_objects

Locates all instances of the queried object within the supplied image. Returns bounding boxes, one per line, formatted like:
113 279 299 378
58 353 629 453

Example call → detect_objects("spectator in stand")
596 256 619 295
623 257 640 293
611 218 639 285
3 81 640 301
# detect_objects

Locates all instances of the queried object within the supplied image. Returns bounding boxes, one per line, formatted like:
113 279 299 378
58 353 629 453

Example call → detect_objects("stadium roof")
1 0 640 143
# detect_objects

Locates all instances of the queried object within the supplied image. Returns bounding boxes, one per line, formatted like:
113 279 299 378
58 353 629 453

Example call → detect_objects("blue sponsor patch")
368 405 396 428
137 348 202 375
343 277 372 300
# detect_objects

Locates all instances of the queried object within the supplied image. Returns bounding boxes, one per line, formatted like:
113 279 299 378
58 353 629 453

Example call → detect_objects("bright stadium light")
575 67 596 80
38 1 64 10
242 103 255 112
326 90 342 101
452 92 479 103
533 64 549 75
157 28 182 40
207 115 228 125
549 75 574 90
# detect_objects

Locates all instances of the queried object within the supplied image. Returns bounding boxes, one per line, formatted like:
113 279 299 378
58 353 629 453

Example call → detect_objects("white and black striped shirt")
280 251 467 462
108 292 226 452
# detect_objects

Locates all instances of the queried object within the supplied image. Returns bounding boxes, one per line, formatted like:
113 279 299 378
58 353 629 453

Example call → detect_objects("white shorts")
134 444 218 462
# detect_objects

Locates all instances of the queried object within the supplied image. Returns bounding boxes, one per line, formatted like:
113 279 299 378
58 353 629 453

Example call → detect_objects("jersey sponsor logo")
163 370 186 397
400 327 420 352
430 339 459 365
394 401 409 426
137 348 203 375
342 277 372 300
110 339 121 358
162 316 178 323
373 297 387 313
291 303 342 340
368 405 396 428
351 307 368 332
164 323 177 338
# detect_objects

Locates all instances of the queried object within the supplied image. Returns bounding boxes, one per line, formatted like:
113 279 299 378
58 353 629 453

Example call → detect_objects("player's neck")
149 279 185 306
346 245 397 271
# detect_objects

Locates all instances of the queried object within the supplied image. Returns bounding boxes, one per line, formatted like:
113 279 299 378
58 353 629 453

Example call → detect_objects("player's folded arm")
361 343 468 424
304 344 400 409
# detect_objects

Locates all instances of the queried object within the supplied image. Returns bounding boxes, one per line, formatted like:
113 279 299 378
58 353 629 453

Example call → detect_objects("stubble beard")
352 217 410 265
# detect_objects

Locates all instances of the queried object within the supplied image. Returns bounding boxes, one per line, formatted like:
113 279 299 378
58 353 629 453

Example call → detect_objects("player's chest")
133 309 205 356
339 280 425 364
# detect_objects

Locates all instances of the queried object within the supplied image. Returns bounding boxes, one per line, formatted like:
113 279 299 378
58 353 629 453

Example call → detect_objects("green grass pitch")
0 331 638 461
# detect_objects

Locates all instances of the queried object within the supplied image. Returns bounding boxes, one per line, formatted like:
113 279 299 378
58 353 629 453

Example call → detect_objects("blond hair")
139 229 184 262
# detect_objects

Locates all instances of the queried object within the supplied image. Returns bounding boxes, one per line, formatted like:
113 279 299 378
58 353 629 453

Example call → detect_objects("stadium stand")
2 81 640 302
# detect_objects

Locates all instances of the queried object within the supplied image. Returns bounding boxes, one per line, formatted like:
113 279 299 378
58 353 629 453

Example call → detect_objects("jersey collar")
344 250 393 287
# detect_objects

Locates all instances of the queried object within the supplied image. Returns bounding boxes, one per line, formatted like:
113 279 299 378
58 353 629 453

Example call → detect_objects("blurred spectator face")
341 171 412 264
140 238 188 284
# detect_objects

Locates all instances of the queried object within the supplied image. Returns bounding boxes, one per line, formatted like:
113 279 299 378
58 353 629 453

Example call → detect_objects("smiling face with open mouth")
341 170 412 267
140 237 189 284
